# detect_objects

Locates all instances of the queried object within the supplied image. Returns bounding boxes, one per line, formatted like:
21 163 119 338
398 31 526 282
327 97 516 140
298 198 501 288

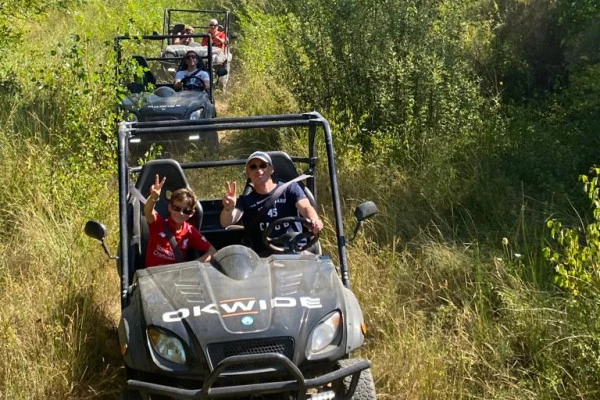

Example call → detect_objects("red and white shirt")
145 215 212 267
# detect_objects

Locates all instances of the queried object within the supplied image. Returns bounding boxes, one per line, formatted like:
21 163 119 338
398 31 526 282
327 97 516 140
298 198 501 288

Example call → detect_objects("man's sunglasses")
171 204 194 215
248 162 269 170
185 54 197 59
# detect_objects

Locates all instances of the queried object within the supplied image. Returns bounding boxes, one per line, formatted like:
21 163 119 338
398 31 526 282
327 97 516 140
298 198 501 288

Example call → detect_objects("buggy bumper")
127 353 370 400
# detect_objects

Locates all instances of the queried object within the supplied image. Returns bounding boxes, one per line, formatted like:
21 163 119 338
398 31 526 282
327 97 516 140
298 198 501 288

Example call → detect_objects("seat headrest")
265 151 299 183
135 159 190 217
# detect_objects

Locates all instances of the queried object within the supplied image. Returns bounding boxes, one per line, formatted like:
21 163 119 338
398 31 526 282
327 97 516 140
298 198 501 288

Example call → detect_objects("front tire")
334 359 377 400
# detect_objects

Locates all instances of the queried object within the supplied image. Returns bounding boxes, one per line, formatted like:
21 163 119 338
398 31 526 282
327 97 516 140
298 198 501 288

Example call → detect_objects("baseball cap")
246 151 272 165
209 19 219 26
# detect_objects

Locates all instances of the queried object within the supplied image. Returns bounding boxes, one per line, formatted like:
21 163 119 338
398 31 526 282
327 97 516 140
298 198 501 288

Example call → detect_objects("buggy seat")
127 55 156 94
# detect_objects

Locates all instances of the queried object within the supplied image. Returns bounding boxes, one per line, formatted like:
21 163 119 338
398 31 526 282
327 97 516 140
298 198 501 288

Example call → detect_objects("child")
144 174 216 267
173 24 195 45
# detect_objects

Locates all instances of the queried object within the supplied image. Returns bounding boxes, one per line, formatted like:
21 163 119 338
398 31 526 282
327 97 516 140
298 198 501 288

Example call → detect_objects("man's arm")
201 70 211 91
220 207 242 227
296 198 323 233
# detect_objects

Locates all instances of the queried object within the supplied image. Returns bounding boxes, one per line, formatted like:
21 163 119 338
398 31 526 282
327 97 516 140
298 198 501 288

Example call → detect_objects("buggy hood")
134 248 343 345
122 89 211 120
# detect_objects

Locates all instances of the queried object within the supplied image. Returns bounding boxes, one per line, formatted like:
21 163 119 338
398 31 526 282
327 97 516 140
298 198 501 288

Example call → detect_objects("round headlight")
147 327 187 364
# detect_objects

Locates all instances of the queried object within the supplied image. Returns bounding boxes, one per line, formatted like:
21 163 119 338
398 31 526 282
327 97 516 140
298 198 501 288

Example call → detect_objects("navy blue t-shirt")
236 182 307 253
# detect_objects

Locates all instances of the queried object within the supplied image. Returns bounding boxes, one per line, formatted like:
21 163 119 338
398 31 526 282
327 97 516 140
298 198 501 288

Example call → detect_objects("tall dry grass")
2 0 600 399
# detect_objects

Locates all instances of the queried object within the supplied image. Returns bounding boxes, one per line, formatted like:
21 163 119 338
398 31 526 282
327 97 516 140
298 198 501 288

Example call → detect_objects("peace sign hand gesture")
150 174 166 201
222 181 237 211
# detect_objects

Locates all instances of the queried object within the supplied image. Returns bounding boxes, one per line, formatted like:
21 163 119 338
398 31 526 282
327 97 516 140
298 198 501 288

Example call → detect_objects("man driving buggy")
220 151 324 255
173 50 210 92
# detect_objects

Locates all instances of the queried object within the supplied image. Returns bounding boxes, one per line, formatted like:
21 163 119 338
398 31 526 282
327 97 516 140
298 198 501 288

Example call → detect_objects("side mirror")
85 220 107 241
355 201 378 222
84 220 117 260
230 32 240 40
216 67 228 77
348 201 378 242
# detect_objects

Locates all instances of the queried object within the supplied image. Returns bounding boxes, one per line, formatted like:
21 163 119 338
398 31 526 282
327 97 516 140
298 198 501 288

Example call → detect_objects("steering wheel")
181 75 204 91
262 216 319 254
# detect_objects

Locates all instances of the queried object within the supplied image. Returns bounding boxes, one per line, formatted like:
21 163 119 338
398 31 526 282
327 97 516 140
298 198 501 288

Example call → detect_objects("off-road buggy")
161 9 234 90
116 33 225 154
86 112 378 400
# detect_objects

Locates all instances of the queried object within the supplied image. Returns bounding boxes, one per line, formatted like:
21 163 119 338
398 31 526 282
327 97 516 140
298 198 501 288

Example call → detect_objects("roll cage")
116 113 358 308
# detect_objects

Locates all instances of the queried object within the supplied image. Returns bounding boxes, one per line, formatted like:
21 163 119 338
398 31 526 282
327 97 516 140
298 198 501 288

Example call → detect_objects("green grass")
2 0 600 399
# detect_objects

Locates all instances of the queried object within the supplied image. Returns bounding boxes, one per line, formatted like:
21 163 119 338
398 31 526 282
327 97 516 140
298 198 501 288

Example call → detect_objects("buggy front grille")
206 337 294 373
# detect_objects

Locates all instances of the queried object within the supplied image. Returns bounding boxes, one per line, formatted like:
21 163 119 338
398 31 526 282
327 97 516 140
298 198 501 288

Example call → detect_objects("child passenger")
144 174 216 267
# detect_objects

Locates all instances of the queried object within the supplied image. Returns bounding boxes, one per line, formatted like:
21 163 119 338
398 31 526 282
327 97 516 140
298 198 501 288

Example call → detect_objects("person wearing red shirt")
144 174 216 267
202 18 227 51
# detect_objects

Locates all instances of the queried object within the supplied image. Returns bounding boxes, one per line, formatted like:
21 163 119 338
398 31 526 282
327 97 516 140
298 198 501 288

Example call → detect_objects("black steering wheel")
262 216 319 254
181 75 205 91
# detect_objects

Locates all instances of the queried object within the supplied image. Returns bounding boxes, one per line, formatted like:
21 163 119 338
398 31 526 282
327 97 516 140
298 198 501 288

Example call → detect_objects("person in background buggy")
202 18 227 51
173 24 195 45
173 50 210 91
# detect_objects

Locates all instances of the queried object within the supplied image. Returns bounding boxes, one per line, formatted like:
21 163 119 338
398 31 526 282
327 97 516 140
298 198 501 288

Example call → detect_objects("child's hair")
183 24 194 34
170 188 197 208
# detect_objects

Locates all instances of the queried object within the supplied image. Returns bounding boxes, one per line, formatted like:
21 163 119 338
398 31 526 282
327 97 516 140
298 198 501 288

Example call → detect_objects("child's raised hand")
150 174 166 199
222 181 237 211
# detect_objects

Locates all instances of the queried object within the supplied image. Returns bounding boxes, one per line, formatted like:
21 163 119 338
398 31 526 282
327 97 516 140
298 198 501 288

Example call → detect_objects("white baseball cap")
209 19 219 26
246 151 272 165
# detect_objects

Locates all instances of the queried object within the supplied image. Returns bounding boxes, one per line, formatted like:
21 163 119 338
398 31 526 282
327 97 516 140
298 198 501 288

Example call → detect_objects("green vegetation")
1 0 600 398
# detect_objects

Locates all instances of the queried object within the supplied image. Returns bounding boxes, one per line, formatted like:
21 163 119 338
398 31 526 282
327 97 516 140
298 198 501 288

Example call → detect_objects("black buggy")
116 33 225 154
86 112 378 400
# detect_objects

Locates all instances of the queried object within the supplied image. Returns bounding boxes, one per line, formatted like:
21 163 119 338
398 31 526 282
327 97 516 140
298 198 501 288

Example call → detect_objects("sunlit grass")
2 0 600 399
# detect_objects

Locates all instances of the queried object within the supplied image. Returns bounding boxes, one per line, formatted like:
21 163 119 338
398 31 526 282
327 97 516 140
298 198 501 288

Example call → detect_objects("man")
202 18 227 51
220 151 324 254
174 50 210 92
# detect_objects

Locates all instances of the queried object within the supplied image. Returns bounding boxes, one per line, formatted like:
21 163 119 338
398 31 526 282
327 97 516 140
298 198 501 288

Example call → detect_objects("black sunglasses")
185 54 197 59
171 204 194 215
248 162 269 170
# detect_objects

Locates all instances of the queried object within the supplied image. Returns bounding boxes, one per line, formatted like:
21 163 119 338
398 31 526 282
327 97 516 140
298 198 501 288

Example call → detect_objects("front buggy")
86 112 378 400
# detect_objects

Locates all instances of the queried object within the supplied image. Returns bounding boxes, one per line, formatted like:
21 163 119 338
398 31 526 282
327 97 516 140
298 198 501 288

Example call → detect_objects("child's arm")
144 174 166 224
198 245 217 263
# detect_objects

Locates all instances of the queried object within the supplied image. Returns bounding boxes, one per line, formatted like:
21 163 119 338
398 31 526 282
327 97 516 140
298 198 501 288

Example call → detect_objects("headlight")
147 327 187 364
309 311 342 355
125 112 138 122
189 108 204 120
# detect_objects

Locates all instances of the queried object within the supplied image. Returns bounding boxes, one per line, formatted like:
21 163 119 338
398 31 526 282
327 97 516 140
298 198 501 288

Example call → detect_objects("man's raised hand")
222 181 237 211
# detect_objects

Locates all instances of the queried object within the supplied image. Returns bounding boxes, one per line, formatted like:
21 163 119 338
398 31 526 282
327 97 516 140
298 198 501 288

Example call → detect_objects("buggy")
86 112 378 400
116 33 225 154
161 9 234 90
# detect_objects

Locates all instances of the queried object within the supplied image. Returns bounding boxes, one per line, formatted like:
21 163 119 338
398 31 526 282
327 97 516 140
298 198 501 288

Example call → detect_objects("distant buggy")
115 33 225 154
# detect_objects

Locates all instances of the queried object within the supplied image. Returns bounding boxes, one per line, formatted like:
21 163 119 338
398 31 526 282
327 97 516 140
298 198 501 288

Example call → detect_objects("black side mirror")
216 67 228 77
348 201 378 242
85 220 107 241
85 220 117 259
355 201 378 222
